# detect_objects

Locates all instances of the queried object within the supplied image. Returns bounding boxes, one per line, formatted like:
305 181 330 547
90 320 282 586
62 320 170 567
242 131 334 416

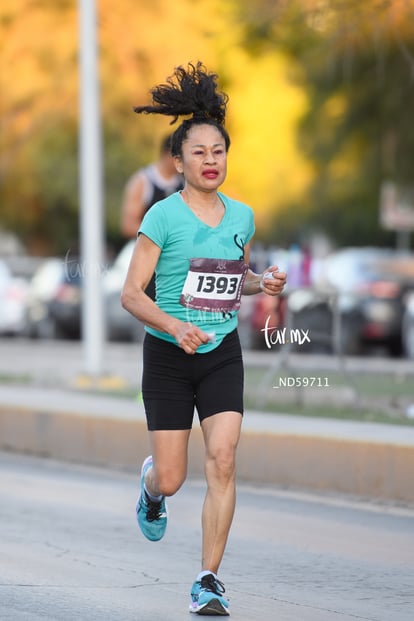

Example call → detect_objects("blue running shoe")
189 573 230 616
136 455 167 541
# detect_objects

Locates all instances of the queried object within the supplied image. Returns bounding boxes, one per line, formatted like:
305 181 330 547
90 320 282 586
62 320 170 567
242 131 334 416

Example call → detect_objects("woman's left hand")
259 266 287 296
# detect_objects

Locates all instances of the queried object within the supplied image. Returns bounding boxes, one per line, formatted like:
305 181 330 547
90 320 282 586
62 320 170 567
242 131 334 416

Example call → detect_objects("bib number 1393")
180 258 248 313
195 274 239 296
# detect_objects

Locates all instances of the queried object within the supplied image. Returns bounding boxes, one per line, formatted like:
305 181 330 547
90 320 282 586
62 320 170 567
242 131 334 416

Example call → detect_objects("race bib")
180 258 248 313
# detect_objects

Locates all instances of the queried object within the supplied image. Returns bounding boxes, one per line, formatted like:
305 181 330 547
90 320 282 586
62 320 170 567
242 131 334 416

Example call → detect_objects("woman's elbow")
120 285 134 313
121 281 147 316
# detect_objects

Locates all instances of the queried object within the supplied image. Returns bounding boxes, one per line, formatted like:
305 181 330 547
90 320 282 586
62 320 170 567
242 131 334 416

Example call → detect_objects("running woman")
121 61 286 616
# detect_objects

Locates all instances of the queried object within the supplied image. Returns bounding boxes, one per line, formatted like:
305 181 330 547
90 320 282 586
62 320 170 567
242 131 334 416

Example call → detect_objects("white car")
0 260 29 335
24 258 65 338
103 240 144 342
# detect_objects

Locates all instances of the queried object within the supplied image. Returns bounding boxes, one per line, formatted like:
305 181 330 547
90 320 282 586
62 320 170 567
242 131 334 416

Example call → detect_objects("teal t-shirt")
139 191 255 352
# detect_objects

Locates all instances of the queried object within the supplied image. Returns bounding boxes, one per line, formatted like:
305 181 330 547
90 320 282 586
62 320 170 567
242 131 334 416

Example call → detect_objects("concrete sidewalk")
1 383 413 504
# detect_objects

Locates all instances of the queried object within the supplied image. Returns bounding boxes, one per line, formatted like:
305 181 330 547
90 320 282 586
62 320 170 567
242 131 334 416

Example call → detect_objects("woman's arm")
121 234 211 354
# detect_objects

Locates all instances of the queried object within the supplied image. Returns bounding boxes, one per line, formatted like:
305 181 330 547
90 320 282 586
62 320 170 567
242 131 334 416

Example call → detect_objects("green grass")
1 367 413 427
95 367 414 426
244 367 414 426
244 396 414 426
0 373 32 385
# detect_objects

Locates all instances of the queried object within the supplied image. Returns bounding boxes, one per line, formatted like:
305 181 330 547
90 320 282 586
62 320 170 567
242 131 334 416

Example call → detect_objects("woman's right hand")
173 322 212 355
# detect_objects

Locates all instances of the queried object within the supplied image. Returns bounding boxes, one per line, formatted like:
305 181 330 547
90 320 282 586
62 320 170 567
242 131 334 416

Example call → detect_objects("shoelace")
144 493 163 522
200 574 226 595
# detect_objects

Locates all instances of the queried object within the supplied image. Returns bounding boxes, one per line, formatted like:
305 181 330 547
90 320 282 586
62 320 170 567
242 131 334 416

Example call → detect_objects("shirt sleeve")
139 202 168 249
247 207 255 244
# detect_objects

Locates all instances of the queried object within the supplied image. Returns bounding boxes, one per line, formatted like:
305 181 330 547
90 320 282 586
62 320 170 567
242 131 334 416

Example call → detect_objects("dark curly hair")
134 62 231 157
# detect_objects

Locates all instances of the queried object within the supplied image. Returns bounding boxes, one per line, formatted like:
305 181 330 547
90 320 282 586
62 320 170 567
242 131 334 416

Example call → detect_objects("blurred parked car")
48 257 83 339
25 258 69 338
298 247 414 356
0 259 29 336
25 245 143 342
102 240 144 342
247 292 287 350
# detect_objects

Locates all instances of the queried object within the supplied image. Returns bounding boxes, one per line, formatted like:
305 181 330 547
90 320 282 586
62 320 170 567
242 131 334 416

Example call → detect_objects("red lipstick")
202 169 219 178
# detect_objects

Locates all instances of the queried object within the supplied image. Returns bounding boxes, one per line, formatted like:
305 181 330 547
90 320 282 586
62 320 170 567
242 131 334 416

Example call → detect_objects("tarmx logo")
63 249 108 280
261 315 311 349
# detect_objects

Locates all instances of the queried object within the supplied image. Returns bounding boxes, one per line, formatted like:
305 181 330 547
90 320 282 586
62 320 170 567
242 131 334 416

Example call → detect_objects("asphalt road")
1 452 413 621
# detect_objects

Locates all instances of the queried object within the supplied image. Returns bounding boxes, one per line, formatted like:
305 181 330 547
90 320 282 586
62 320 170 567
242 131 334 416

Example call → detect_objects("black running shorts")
142 329 244 431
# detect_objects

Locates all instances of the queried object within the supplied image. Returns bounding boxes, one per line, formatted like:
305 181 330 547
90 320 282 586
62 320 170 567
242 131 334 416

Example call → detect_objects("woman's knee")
149 428 191 496
205 444 237 482
154 464 187 497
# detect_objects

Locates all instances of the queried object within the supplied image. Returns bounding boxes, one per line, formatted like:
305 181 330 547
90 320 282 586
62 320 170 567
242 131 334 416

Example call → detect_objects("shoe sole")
141 455 153 477
137 456 153 508
136 455 168 542
136 455 152 524
190 598 230 616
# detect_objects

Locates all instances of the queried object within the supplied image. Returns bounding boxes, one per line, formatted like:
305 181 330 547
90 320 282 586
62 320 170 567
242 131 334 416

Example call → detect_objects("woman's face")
174 124 227 192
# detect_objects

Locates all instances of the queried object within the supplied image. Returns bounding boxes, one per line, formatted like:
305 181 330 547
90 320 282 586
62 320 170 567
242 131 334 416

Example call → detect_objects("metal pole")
78 0 105 376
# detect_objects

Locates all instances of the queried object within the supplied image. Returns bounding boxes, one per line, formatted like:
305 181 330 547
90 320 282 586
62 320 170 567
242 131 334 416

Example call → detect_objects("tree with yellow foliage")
234 0 414 246
0 0 311 253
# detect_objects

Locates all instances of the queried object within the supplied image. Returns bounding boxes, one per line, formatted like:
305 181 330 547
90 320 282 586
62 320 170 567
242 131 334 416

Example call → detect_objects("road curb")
1 401 413 503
